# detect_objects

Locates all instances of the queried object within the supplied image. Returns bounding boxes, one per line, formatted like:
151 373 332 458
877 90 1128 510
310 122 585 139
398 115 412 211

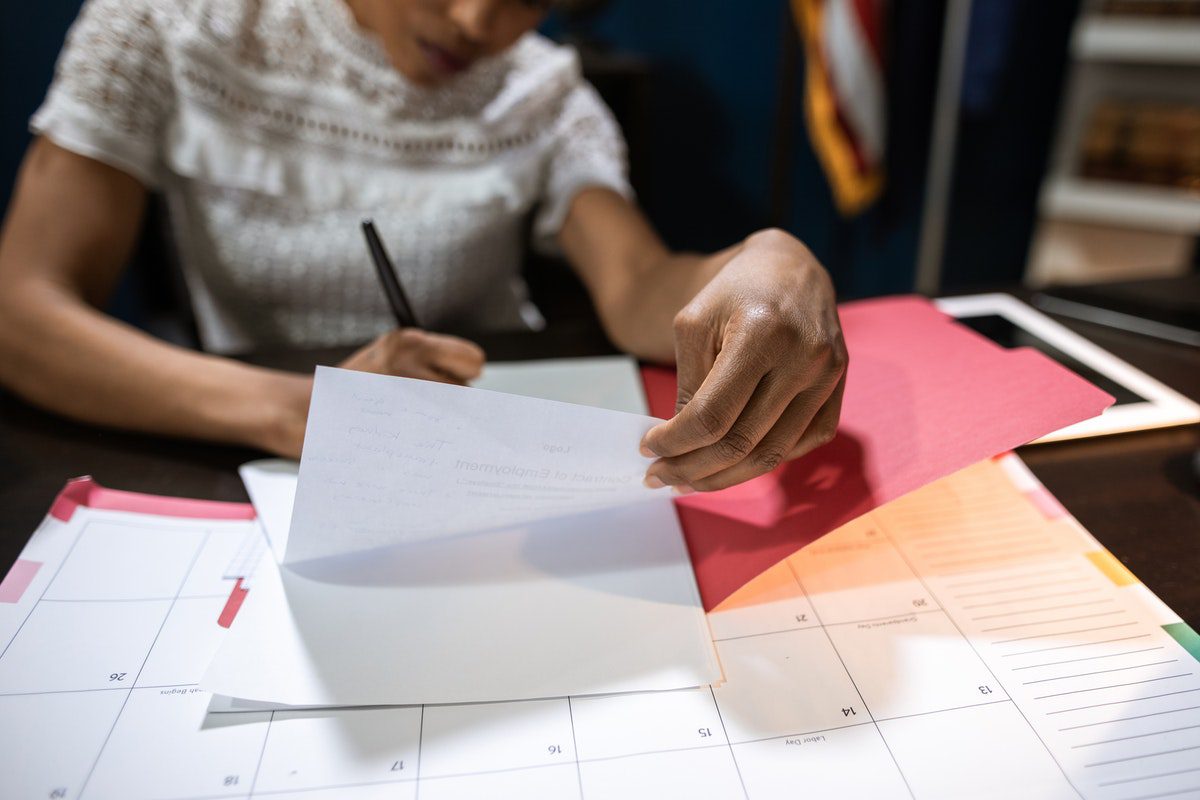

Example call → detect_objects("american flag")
793 0 887 216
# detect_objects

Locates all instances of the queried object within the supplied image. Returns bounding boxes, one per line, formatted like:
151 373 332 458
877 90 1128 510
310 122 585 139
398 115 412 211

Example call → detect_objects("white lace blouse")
31 0 632 353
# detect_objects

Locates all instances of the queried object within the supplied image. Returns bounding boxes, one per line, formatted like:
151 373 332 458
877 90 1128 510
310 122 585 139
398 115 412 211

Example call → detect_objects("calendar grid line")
711 623 821 642
413 704 425 800
560 739 733 763
179 775 417 800
0 517 88 662
0 681 198 697
707 685 748 799
247 709 275 797
159 696 1032 800
37 594 228 603
78 528 211 799
566 695 585 799
414 757 575 785
782 557 917 800
713 607 947 642
81 676 1005 730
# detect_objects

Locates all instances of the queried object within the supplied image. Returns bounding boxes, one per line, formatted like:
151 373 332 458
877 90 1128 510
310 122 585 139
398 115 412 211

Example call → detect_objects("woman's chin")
384 50 453 88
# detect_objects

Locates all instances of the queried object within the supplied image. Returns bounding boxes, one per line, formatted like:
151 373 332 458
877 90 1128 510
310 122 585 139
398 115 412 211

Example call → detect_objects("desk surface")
1 297 1196 628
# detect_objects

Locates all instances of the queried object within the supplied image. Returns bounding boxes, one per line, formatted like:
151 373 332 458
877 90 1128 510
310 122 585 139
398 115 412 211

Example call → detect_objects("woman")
0 0 846 493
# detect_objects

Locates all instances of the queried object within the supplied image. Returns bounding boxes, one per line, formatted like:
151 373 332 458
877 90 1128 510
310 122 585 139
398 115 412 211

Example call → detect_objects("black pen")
361 218 422 329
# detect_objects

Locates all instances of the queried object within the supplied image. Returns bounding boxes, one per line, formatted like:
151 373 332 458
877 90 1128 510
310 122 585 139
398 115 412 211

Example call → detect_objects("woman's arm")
560 187 847 492
0 140 483 458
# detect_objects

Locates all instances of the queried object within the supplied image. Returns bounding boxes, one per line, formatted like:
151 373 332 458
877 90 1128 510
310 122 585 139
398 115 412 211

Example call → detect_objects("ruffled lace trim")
162 100 548 212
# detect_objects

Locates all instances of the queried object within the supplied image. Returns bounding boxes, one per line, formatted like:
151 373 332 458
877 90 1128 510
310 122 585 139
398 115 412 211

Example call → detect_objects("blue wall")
0 0 82 220
565 1 788 252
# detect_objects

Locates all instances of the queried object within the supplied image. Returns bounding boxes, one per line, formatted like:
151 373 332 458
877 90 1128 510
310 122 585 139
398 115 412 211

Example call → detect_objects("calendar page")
1 455 1197 799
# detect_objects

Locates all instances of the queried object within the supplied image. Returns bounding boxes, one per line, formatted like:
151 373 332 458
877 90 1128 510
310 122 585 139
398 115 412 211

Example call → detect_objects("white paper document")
475 355 649 415
286 366 667 564
238 356 649 559
237 460 298 562
203 366 720 707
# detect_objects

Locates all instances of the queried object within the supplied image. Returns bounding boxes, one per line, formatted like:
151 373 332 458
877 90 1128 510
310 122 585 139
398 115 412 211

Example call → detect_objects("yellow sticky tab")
1087 550 1138 587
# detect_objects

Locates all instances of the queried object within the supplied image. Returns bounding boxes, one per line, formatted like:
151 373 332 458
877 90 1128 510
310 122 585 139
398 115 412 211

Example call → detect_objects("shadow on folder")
676 414 888 609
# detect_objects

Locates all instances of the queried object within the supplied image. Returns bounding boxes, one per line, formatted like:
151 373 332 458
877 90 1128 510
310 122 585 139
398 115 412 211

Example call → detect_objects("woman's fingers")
669 305 718 418
687 375 843 492
644 367 811 488
643 291 848 491
787 373 845 460
380 329 485 382
641 300 844 486
339 329 485 384
640 339 767 461
402 363 464 384
421 332 486 382
637 228 848 492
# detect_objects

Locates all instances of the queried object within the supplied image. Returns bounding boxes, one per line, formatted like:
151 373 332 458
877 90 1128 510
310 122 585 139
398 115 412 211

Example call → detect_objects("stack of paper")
205 365 721 708
203 297 1113 710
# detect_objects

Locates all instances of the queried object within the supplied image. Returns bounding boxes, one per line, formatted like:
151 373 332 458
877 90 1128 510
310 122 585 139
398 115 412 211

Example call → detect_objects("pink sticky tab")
49 477 95 522
1025 486 1069 521
49 476 255 522
218 579 249 628
0 559 42 603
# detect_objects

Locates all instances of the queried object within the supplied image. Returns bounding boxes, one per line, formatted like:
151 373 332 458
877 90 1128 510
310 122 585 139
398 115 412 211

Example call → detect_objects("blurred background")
2 0 1198 339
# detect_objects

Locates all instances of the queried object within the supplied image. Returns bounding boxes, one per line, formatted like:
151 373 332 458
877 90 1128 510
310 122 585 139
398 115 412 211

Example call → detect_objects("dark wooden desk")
1 300 1196 627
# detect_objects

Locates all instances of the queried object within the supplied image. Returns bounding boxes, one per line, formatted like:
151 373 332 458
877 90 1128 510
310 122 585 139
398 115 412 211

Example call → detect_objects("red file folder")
641 296 1114 610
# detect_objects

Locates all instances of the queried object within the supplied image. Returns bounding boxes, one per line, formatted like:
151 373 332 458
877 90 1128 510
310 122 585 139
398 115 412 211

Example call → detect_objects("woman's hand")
267 328 486 459
640 229 847 493
558 193 844 492
339 328 486 385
